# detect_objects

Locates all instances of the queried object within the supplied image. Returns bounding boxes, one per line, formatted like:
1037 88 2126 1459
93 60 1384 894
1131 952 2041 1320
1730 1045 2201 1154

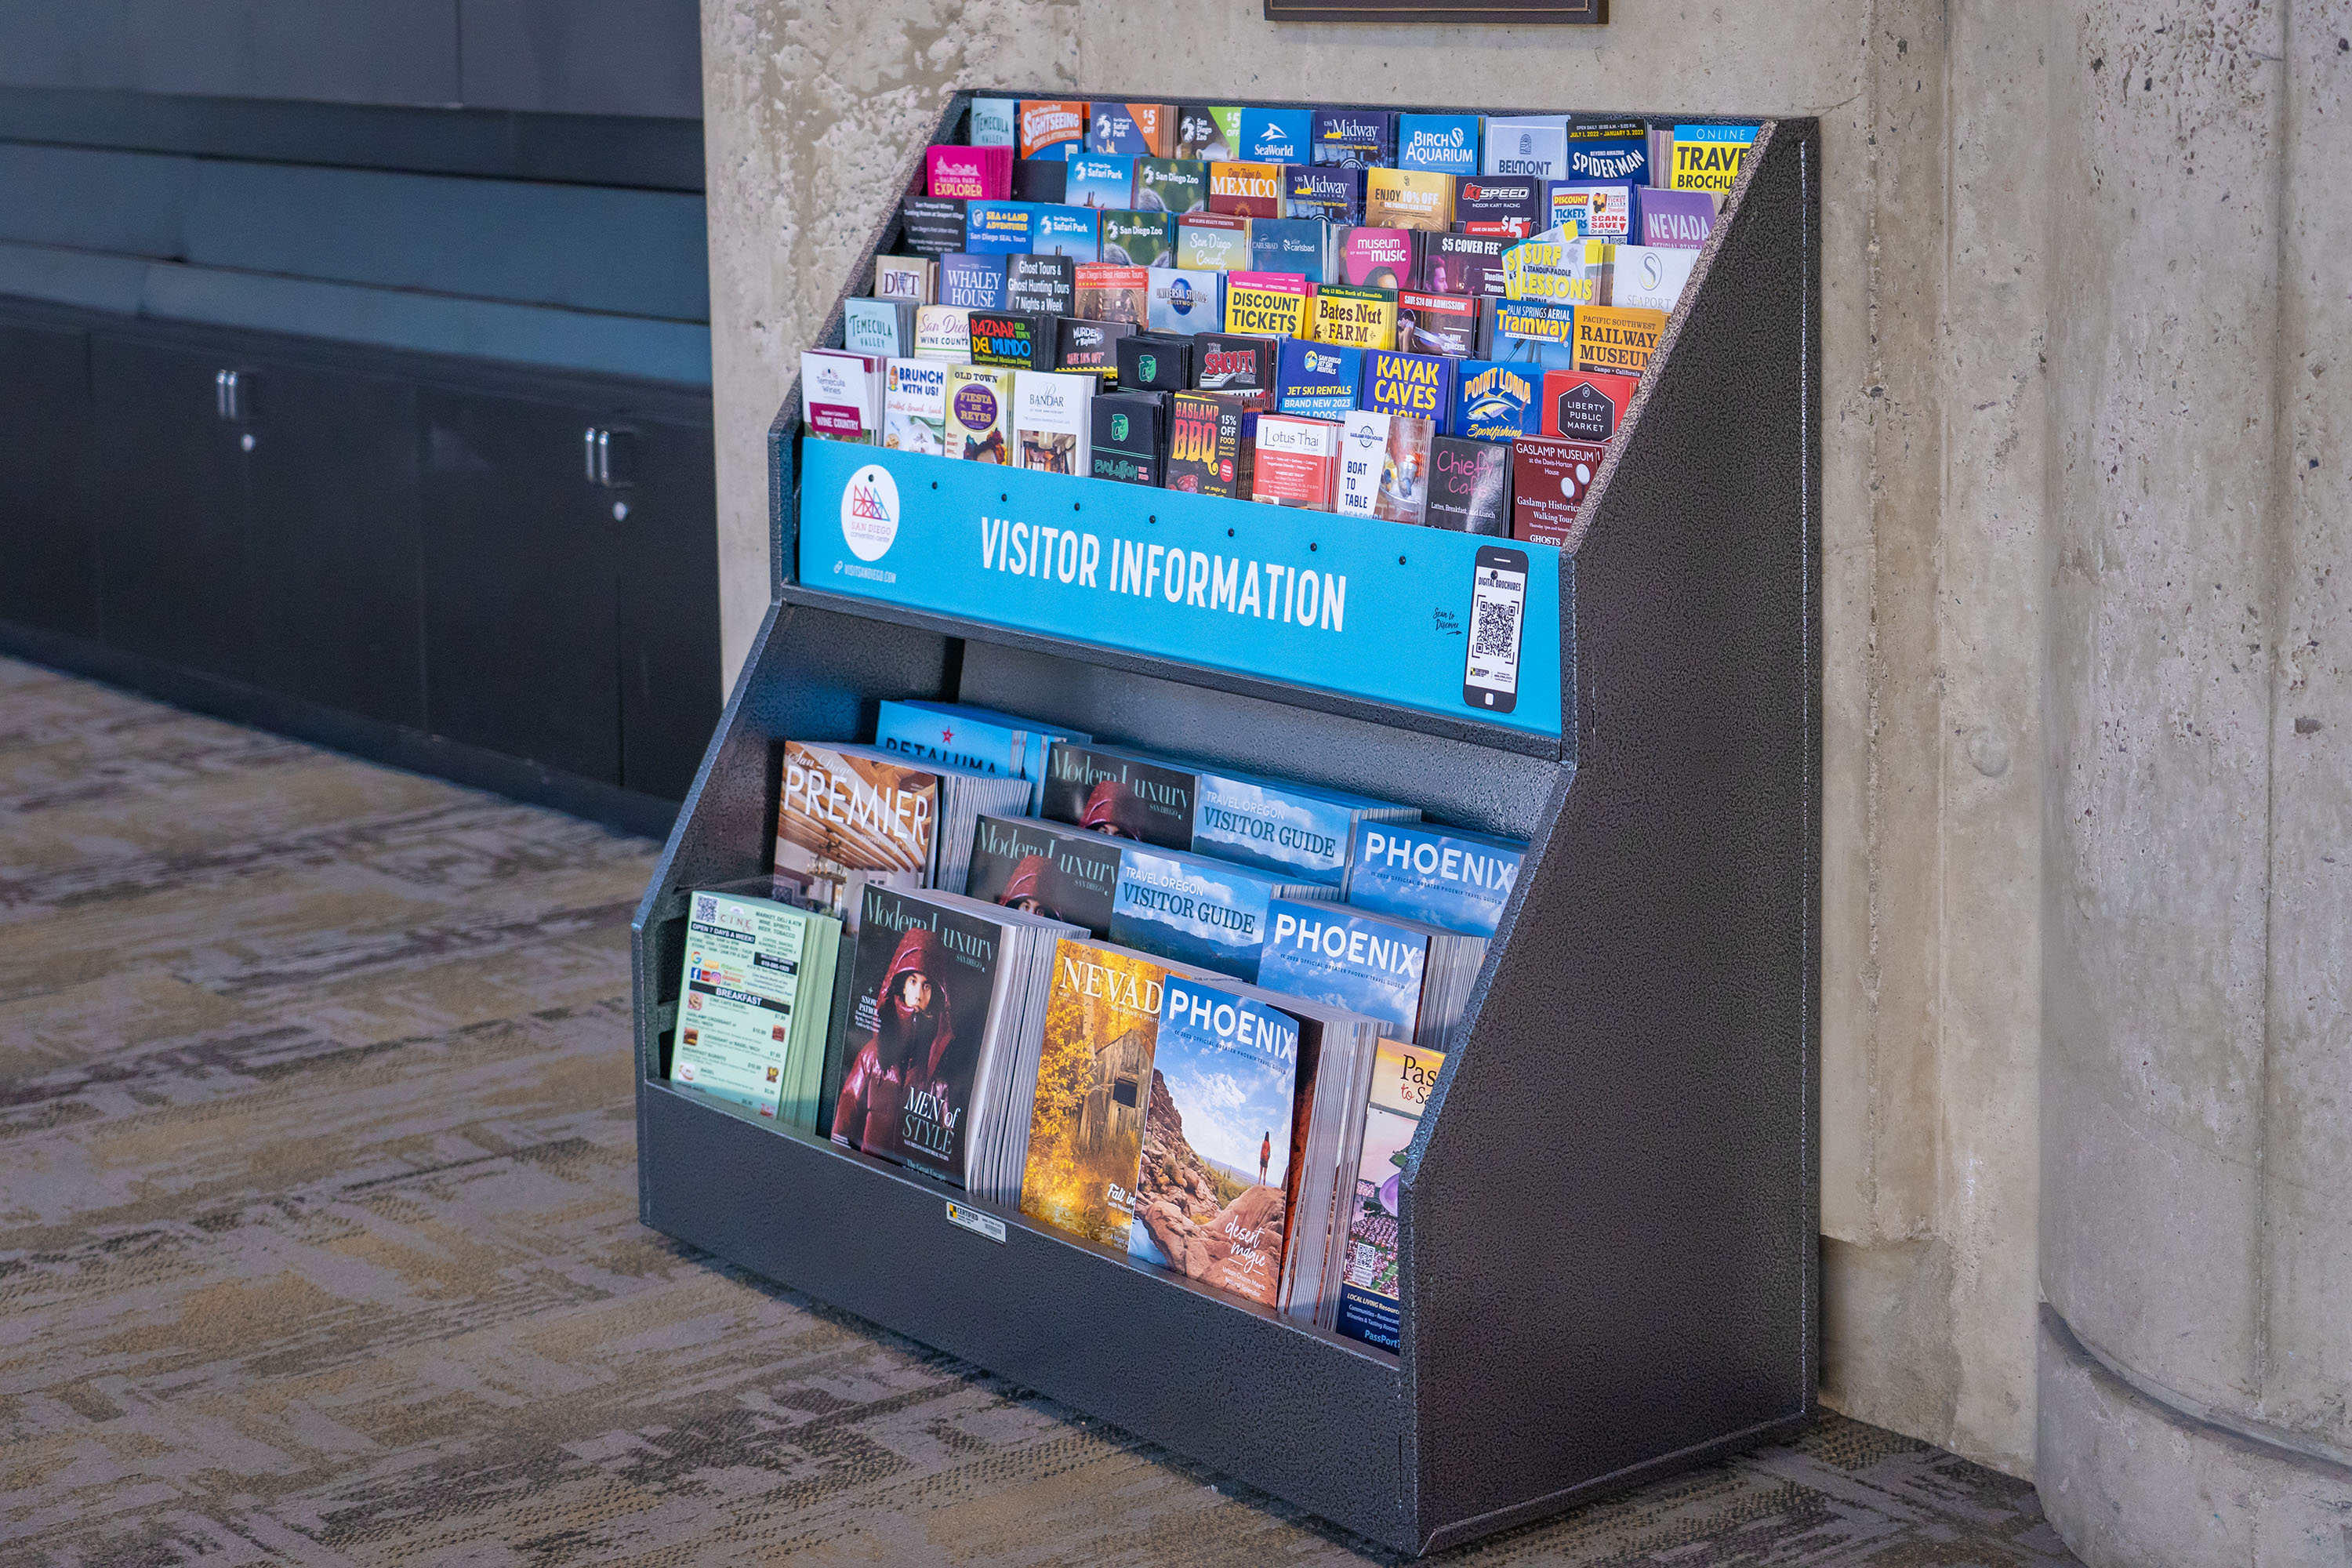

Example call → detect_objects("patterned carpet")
0 655 2077 1566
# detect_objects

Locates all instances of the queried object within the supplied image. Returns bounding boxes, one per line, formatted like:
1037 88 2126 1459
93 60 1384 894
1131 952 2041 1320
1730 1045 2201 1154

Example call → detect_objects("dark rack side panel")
1403 118 1820 1552
633 96 1818 1556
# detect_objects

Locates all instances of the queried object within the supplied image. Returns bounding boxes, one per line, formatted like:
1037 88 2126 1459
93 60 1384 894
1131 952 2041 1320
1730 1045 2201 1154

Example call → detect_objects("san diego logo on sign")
840 464 900 562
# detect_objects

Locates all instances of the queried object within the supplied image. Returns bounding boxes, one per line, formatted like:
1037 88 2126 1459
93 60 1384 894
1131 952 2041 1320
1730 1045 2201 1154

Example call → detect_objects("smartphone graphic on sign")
1463 545 1529 713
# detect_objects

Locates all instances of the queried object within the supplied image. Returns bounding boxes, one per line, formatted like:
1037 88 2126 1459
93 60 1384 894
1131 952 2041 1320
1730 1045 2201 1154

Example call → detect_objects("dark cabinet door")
418 386 619 784
245 361 426 728
612 416 719 800
91 337 251 678
0 320 97 638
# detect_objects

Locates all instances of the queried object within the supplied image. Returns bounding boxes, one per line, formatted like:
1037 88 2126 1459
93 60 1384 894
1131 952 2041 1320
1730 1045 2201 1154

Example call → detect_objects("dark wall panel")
419 385 622 783
459 0 702 120
0 320 96 637
0 2 463 106
0 88 704 191
616 416 721 799
246 359 426 728
89 335 252 679
184 160 710 320
0 1 699 121
0 143 190 257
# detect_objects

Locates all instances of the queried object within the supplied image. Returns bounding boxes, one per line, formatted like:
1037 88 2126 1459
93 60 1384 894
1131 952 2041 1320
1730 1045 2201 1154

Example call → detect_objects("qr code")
694 895 717 920
1472 594 1521 661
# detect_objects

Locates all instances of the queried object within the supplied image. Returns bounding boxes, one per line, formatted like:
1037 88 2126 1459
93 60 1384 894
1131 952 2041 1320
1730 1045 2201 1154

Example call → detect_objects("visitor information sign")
799 441 1564 738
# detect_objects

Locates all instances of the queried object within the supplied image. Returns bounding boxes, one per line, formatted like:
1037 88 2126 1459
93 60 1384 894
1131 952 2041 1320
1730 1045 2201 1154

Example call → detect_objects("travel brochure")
668 696 1530 1355
807 97 1757 544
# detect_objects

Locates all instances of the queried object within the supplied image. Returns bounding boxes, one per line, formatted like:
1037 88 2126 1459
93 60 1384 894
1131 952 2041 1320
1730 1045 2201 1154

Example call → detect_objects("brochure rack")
632 94 1818 1555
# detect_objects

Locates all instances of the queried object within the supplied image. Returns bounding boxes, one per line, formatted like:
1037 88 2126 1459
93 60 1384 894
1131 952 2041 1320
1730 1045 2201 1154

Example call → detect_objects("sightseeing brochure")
1019 939 1174 1247
826 884 1078 1192
962 813 1337 980
871 699 1090 813
1345 818 1527 938
1255 898 1487 1048
1041 739 1417 887
1109 844 1290 982
670 888 841 1130
1329 1037 1446 1350
773 739 1029 929
844 297 916 358
862 103 1762 557
873 254 935 303
1425 436 1513 535
800 348 884 443
1125 973 1307 1305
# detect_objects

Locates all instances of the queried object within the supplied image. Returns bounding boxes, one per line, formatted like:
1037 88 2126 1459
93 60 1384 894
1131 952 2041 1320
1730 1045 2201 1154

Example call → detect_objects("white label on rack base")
945 1200 1007 1243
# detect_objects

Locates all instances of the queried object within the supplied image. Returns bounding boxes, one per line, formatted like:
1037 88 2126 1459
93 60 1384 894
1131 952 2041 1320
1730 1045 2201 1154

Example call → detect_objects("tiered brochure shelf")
632 93 1818 1555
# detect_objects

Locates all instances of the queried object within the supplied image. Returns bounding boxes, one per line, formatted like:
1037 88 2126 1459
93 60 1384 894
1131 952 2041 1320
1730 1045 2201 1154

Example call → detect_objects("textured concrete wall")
2036 0 2352 1556
699 0 2130 1490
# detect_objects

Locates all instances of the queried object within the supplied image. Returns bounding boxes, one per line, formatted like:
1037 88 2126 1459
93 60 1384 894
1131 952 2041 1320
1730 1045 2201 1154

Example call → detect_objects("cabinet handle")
215 368 254 423
583 426 637 489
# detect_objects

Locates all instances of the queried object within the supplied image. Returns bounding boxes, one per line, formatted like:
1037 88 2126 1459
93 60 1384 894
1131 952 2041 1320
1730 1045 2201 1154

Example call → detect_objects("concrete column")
2037 0 2352 1557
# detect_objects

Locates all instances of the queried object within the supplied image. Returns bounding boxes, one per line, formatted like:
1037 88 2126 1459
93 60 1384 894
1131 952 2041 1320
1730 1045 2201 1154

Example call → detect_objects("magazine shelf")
633 93 1819 1555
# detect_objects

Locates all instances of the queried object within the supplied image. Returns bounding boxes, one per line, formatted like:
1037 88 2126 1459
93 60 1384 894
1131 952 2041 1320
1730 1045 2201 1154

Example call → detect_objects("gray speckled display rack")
631 95 1819 1555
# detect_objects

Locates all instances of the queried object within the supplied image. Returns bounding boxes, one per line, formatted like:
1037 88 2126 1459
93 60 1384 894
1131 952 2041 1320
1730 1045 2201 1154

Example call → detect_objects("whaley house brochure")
801 441 1564 738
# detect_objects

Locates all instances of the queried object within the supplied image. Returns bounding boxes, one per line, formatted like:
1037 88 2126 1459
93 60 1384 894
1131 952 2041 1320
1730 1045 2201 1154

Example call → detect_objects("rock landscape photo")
1130 1067 1288 1305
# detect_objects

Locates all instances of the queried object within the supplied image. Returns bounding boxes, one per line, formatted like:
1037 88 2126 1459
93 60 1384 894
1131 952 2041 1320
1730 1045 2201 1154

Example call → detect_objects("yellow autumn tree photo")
1018 942 1163 1247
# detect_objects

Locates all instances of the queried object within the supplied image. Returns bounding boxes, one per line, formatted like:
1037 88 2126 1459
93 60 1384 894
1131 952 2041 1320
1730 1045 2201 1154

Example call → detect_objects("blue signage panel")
798 441 1563 738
